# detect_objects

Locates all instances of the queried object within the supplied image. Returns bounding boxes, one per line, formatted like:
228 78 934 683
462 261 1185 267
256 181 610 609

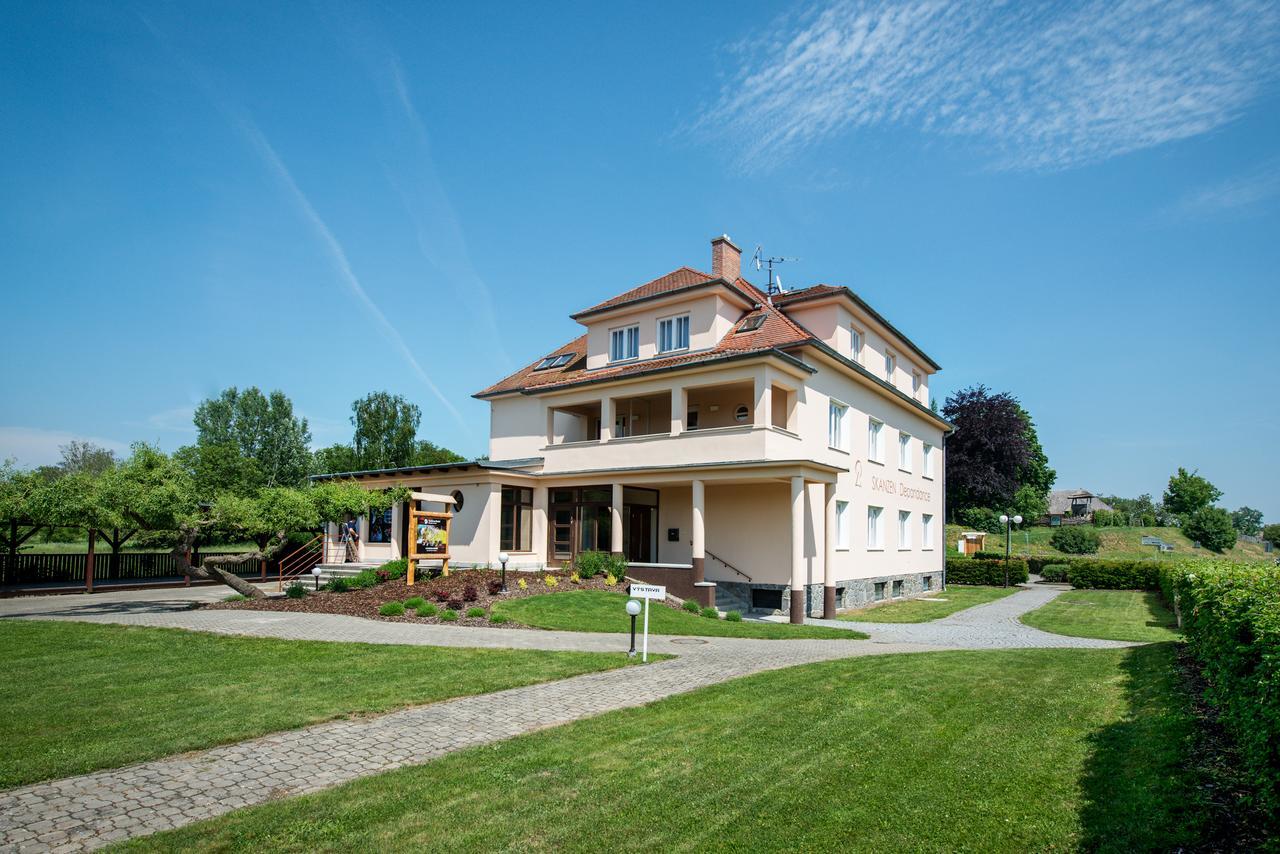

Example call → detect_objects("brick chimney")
711 234 741 282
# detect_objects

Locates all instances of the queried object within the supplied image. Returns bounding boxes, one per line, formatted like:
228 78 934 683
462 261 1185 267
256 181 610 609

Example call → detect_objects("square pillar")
601 397 614 442
754 371 772 428
390 501 404 560
534 485 549 564
790 475 805 624
691 479 705 583
670 386 686 436
611 483 624 556
823 483 837 618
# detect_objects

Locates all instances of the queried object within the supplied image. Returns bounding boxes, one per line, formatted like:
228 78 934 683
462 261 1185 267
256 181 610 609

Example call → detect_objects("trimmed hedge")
1160 561 1280 820
1063 560 1161 591
945 557 1028 586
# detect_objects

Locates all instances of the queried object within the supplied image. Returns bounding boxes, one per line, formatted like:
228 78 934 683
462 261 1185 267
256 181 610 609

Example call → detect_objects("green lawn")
838 584 1016 622
0 620 639 789
124 644 1204 853
1020 590 1182 642
945 523 1271 563
493 590 867 640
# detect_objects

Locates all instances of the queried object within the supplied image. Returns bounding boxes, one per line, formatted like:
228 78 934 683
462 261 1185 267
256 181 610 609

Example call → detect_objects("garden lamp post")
998 514 1023 587
498 551 510 592
625 599 642 657
311 565 322 591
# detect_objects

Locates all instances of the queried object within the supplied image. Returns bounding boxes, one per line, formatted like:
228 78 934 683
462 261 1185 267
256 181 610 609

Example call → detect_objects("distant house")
1043 489 1114 526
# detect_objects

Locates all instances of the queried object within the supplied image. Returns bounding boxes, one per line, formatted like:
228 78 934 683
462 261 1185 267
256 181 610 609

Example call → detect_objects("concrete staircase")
713 583 753 615
308 563 381 586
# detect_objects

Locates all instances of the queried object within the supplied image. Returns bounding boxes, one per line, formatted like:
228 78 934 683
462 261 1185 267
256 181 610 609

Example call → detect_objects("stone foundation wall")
762 571 942 616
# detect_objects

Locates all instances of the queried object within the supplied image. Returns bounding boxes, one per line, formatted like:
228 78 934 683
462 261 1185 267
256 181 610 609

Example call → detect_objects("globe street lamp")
311 565 323 591
625 599 642 657
998 514 1023 587
498 552 510 592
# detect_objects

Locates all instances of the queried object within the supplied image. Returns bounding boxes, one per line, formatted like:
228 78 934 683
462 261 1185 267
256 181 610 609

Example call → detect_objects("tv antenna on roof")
750 245 799 296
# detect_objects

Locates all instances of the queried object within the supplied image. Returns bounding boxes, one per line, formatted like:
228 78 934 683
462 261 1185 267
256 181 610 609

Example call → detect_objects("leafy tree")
411 440 466 467
1182 507 1237 553
311 443 361 476
1262 523 1280 548
57 440 117 477
1230 506 1264 537
351 392 420 470
193 387 312 489
175 443 263 497
1050 526 1100 555
1162 468 1222 522
1010 407 1055 523
942 385 1036 519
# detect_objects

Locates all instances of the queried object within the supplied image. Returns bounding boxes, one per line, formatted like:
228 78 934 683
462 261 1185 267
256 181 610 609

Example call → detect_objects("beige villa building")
316 236 950 623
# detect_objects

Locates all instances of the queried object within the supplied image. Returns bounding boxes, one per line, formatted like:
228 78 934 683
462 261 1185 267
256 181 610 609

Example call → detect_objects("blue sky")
1 1 1277 519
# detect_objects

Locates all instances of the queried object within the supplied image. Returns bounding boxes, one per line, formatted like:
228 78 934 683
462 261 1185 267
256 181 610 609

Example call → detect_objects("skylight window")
736 314 766 333
534 352 576 371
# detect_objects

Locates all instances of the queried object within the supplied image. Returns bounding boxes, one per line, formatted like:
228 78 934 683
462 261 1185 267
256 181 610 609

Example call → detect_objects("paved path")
0 584 1127 851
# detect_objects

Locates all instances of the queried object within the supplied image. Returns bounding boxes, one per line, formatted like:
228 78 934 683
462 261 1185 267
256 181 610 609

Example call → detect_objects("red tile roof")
571 267 714 319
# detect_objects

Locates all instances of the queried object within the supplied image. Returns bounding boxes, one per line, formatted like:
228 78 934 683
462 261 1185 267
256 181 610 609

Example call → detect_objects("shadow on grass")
1078 642 1202 852
1140 592 1180 633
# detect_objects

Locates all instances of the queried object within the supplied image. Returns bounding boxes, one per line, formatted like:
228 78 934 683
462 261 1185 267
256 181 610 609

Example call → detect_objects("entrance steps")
307 563 380 586
713 583 753 615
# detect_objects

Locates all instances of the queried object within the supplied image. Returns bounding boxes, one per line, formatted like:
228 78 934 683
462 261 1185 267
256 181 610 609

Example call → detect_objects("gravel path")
0 583 1128 851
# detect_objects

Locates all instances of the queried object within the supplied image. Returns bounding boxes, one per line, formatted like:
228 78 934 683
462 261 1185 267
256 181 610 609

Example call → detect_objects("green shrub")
1140 512 1157 527
490 613 510 624
1050 526 1101 554
325 577 351 593
465 606 486 618
378 601 405 616
700 606 720 619
945 558 1028 586
1160 561 1280 820
957 507 1004 534
350 569 381 589
1039 563 1070 583
440 609 458 622
725 611 742 622
574 550 628 579
404 596 426 609
380 559 408 580
682 600 701 613
285 582 306 599
1065 559 1160 590
1183 506 1237 553
1092 509 1113 527
222 593 248 602
415 603 438 618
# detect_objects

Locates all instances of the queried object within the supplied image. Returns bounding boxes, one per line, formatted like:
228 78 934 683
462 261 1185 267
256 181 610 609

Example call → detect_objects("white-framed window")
922 513 934 550
912 370 923 396
828 399 850 451
609 325 639 362
657 314 690 354
850 326 863 363
898 432 912 472
868 418 884 463
885 351 896 384
835 500 851 549
922 443 934 479
898 510 912 550
867 506 884 549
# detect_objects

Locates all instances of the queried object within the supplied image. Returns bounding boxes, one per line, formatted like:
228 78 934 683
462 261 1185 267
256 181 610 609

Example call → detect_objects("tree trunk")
172 529 287 599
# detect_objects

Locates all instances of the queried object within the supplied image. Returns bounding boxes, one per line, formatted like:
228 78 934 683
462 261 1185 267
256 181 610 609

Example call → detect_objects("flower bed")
209 568 624 628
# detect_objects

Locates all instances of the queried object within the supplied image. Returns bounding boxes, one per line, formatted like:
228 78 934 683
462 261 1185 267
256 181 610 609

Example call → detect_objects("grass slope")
838 585 1016 622
1021 590 1181 642
125 645 1203 853
494 590 867 639
945 523 1269 563
0 620 636 788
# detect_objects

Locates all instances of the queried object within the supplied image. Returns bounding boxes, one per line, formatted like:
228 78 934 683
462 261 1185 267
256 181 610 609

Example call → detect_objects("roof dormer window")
736 314 766 333
609 325 639 363
533 352 576 371
657 313 690 354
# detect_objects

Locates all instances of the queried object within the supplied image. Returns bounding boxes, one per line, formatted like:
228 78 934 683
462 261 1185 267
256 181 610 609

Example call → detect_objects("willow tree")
92 444 402 597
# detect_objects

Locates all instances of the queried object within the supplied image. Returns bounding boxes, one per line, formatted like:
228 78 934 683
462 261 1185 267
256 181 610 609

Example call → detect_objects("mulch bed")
207 569 624 629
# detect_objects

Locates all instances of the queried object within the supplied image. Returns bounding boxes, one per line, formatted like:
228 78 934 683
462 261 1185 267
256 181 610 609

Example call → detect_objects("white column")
754 371 771 428
600 397 614 442
357 514 370 562
824 482 837 617
790 475 805 623
670 386 685 436
390 501 404 560
533 485 549 565
611 483 624 555
691 479 705 585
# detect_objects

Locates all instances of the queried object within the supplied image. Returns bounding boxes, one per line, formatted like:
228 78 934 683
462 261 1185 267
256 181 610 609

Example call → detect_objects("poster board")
406 496 453 586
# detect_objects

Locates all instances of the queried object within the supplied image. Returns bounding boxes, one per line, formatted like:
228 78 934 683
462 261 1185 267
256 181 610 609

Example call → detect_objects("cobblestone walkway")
0 584 1127 851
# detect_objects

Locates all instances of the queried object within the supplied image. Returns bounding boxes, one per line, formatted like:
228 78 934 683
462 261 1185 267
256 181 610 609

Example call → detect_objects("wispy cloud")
0 427 129 468
138 15 472 437
697 0 1280 172
1163 156 1280 220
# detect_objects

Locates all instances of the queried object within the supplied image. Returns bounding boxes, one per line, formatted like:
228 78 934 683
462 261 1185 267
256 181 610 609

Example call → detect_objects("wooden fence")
0 551 266 588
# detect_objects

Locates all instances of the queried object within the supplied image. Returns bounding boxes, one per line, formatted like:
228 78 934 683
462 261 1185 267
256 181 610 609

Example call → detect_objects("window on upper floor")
885 351 897 384
898 432 912 472
850 326 863 363
912 369 923 396
836 500 850 549
922 513 935 550
898 510 912 550
868 418 884 463
657 314 690 354
609 325 639 362
923 443 935 479
828 400 850 451
867 506 884 550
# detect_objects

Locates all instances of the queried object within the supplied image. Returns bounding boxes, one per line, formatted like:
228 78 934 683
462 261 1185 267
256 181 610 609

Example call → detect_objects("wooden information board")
406 494 453 586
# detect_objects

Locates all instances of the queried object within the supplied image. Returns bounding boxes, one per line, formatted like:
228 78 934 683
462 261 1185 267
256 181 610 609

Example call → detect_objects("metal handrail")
276 533 324 590
706 550 751 582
